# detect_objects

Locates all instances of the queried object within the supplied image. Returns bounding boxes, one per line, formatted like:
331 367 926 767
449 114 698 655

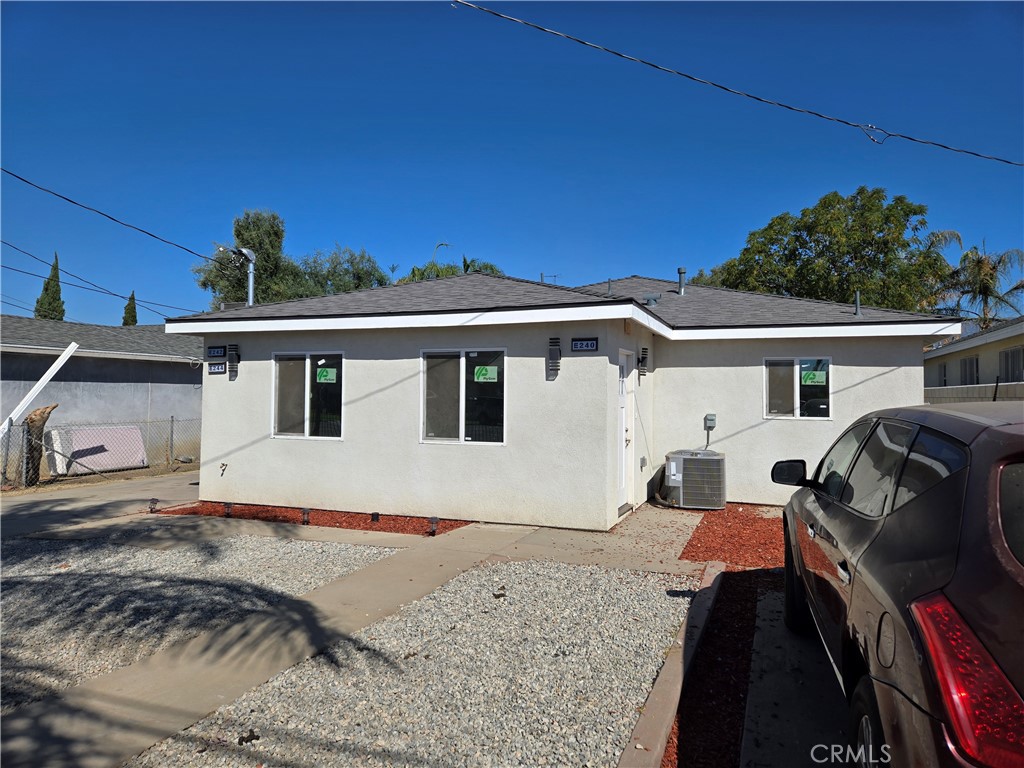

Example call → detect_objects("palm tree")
946 243 1024 329
461 255 503 276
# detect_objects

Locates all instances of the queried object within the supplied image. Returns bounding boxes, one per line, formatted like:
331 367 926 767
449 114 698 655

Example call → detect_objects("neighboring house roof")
924 315 1024 359
1 314 203 362
165 272 958 341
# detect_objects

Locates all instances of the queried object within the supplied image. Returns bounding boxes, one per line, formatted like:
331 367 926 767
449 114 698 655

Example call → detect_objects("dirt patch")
679 503 784 569
160 501 472 537
662 569 783 768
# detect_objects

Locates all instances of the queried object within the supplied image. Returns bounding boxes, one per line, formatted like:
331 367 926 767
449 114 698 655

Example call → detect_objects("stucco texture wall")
197 322 631 530
650 336 928 506
0 353 202 425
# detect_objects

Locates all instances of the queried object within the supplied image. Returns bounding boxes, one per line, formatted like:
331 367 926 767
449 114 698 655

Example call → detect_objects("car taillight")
910 592 1024 767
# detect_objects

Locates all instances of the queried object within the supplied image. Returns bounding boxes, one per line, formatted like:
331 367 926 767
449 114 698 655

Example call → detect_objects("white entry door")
617 351 634 513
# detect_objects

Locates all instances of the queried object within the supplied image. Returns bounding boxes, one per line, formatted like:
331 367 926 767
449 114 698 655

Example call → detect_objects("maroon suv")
772 401 1023 767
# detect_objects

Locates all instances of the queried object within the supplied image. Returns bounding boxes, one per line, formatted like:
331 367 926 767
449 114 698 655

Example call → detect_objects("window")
999 347 1024 383
423 350 504 443
841 421 914 517
815 421 873 498
765 358 830 418
1000 463 1024 567
939 362 948 387
960 356 979 385
273 353 343 438
893 428 968 510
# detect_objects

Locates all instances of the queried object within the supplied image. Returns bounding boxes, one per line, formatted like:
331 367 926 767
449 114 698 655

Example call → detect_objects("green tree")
192 209 302 308
300 246 391 295
399 254 503 284
34 252 65 321
690 187 957 312
121 291 138 325
944 243 1024 329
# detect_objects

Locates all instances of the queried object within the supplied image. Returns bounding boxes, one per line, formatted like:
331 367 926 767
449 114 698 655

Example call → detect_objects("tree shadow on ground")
0 533 401 768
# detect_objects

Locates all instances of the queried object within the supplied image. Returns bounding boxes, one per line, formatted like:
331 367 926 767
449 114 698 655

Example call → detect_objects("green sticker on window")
316 368 337 383
801 371 826 385
474 366 498 383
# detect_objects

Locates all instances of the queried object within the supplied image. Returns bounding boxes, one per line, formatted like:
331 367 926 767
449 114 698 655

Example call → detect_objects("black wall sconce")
547 337 561 380
227 344 241 381
639 347 650 376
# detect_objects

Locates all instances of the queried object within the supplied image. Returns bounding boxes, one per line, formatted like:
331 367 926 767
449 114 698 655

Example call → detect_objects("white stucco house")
165 272 959 531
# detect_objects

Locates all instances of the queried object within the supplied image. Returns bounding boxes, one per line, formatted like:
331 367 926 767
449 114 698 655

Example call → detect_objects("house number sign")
571 338 598 352
207 346 227 359
208 362 227 375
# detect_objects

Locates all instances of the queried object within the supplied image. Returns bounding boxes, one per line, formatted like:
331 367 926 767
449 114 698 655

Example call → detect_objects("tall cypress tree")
122 291 138 326
34 252 66 321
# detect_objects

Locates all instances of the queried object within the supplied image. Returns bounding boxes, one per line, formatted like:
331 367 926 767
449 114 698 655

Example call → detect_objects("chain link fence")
1 417 201 489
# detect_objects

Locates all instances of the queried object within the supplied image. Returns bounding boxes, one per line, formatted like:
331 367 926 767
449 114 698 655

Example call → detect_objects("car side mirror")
772 459 810 486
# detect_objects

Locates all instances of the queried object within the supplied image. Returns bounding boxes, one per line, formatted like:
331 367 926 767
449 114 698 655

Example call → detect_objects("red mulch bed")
160 501 472 537
679 503 784 569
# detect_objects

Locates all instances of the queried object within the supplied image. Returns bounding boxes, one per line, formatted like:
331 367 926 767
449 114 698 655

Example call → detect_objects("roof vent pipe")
678 267 686 295
606 278 612 297
854 290 862 317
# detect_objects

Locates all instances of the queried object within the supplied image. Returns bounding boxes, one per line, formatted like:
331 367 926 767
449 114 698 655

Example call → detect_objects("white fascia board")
664 320 961 341
0 344 200 363
165 303 672 336
924 322 1024 358
165 308 958 342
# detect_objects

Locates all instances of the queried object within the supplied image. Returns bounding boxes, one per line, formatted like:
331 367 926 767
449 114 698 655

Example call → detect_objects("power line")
1 240 200 315
1 294 88 323
1 263 181 318
0 168 244 268
451 0 1024 168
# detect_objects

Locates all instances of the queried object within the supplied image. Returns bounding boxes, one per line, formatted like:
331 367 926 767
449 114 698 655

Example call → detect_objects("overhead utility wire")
1 240 199 313
2 264 177 318
451 0 1023 168
1 294 89 324
1 240 200 315
0 168 244 268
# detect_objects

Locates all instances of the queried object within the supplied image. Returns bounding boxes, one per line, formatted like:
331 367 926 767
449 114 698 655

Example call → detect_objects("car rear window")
893 428 969 510
1001 463 1024 566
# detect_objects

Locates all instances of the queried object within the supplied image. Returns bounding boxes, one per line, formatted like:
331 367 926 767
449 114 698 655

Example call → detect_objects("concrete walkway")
1 478 705 768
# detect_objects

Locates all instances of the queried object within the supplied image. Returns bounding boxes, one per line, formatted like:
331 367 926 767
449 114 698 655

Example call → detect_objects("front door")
617 351 634 514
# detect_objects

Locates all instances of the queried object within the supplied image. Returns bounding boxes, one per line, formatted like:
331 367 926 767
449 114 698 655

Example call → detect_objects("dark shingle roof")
168 272 630 323
576 276 948 328
926 314 1024 352
164 272 947 331
1 315 202 360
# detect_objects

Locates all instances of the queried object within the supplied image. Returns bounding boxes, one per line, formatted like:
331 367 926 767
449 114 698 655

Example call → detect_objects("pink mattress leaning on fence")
44 426 149 475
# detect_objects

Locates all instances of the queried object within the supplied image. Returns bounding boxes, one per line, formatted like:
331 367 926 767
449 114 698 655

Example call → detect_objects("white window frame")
763 356 833 420
271 351 345 440
420 347 507 446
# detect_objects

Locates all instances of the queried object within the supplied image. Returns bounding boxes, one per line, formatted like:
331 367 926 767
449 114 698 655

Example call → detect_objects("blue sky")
2 1 1022 325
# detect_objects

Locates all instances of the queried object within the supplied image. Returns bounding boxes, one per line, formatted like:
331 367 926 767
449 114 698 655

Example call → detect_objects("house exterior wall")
650 336 928 506
196 321 637 531
924 331 1024 388
0 353 202 425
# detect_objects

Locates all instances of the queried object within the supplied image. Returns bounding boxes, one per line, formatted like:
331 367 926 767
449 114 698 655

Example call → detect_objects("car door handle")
806 523 816 539
837 560 852 585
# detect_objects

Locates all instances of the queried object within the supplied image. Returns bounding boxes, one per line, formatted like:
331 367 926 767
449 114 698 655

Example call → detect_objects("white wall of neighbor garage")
195 321 639 531
650 335 929 506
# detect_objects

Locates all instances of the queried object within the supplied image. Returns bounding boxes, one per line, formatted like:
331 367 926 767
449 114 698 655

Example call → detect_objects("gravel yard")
0 531 399 713
128 560 698 768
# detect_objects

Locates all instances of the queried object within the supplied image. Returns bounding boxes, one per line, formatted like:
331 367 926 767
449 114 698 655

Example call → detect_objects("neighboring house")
165 272 958 530
1 315 203 425
923 315 1024 403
